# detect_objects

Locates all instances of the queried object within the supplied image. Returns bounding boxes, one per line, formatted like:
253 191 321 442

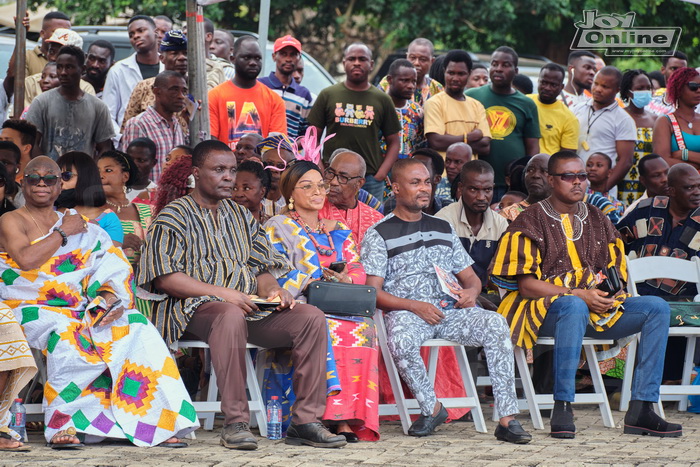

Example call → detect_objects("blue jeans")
362 175 385 201
538 295 670 402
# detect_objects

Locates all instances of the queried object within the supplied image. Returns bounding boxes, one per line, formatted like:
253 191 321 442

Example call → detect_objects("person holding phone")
491 151 681 439
263 160 379 442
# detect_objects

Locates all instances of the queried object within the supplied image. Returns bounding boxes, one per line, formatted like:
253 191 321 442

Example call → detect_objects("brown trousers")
184 302 327 425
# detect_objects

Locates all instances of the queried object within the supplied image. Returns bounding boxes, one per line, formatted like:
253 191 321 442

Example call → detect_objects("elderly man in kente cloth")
0 156 198 448
490 150 682 439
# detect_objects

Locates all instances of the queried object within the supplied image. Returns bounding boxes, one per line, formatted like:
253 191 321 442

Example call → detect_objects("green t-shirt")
465 86 540 186
308 82 401 175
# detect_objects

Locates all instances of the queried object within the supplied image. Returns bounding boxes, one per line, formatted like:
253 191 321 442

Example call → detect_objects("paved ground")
2 405 699 466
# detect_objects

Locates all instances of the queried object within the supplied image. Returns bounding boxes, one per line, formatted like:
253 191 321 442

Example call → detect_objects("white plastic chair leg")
583 344 615 428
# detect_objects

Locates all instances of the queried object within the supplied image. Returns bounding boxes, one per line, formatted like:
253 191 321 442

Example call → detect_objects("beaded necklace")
541 199 588 242
289 210 335 256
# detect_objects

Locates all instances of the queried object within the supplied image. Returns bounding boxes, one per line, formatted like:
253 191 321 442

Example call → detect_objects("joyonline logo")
571 10 681 57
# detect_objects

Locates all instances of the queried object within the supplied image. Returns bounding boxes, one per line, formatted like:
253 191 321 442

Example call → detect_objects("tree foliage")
36 0 699 72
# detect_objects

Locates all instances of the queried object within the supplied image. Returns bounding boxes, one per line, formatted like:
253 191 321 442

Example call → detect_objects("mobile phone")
329 261 346 273
94 299 122 326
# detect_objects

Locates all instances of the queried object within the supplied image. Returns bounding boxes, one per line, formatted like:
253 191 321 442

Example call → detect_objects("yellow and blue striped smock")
490 200 628 350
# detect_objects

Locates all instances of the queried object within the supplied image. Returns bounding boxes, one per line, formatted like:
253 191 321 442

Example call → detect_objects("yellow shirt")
527 94 579 155
424 92 491 157
25 46 47 77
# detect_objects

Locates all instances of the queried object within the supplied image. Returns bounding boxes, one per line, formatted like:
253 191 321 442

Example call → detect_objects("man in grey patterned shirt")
361 158 530 443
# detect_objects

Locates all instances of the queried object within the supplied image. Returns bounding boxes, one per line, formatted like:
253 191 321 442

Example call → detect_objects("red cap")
273 35 302 53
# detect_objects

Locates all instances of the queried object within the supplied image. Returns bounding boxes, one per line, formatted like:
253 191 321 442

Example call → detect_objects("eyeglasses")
264 162 287 170
61 171 76 182
551 172 588 183
687 82 700 92
323 168 362 185
294 181 330 193
24 174 60 186
0 177 5 188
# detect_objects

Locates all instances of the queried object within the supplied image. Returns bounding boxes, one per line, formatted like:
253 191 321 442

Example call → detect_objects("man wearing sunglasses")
319 149 383 246
491 150 681 439
0 156 198 448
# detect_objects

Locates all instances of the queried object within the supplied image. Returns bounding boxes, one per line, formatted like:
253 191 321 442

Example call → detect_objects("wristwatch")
52 227 68 246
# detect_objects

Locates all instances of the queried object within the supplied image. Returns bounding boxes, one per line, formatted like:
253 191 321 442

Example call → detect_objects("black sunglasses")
24 174 60 186
687 82 700 92
0 177 5 188
551 172 588 183
61 171 76 182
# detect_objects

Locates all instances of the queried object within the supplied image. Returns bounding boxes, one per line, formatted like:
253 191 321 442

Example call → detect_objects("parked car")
73 26 336 96
72 25 134 62
0 34 38 80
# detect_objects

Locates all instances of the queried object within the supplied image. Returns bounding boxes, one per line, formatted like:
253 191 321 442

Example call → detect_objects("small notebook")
434 264 461 300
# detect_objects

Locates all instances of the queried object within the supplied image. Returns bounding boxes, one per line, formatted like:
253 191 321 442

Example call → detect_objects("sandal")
158 438 188 448
0 431 30 452
26 421 44 432
48 427 84 449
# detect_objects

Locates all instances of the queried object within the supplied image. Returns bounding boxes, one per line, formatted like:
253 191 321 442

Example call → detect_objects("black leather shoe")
494 420 532 444
408 403 448 437
285 422 347 448
624 400 682 437
550 400 575 439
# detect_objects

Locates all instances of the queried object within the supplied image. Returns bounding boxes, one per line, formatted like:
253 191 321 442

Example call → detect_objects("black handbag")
306 281 376 318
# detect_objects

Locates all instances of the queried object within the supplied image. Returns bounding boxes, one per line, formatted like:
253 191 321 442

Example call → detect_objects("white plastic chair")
624 255 700 412
375 310 487 434
512 336 617 429
173 340 268 435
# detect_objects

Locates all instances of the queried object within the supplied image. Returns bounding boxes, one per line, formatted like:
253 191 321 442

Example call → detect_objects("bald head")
329 150 366 178
526 153 549 169
22 156 62 208
445 142 473 183
446 142 472 158
668 162 700 213
668 163 698 188
24 156 60 175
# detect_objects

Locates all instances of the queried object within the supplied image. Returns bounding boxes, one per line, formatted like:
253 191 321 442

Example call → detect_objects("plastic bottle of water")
266 396 282 440
9 399 26 442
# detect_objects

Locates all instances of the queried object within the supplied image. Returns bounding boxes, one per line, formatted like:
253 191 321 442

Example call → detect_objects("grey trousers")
385 306 519 417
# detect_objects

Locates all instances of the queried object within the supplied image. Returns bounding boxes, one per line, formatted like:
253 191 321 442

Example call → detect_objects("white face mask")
631 90 652 108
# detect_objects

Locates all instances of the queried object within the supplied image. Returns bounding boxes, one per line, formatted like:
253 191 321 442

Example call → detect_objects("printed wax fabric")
0 213 198 444
262 215 379 440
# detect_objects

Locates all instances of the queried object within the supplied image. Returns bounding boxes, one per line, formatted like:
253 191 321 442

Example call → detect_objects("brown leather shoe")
285 422 347 448
220 422 258 450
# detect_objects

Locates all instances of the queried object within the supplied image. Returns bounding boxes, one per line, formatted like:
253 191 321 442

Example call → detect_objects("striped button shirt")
137 196 291 345
121 106 186 184
258 72 314 139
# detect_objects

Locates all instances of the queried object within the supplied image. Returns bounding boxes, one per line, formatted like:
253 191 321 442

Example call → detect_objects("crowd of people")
0 9 695 452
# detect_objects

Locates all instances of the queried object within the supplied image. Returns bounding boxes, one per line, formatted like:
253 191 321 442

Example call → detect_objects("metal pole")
258 0 270 65
187 0 210 145
13 0 27 118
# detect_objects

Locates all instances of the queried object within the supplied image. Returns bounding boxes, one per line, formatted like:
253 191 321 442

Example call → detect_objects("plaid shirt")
121 106 185 184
